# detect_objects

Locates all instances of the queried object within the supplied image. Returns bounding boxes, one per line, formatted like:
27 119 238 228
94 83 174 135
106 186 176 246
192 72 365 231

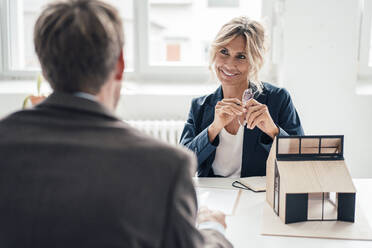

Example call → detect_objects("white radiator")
126 120 186 145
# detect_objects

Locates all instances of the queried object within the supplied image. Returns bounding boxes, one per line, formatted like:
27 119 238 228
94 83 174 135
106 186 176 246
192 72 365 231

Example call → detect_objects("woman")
180 17 304 178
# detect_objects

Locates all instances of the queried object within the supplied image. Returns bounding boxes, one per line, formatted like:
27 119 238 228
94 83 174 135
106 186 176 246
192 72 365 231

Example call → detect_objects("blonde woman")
180 17 304 178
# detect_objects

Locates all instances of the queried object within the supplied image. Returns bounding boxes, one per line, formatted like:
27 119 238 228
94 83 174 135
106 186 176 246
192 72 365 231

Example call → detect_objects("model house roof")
277 160 356 194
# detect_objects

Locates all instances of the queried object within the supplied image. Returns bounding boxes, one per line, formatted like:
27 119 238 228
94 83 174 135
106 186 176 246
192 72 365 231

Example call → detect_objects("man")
0 0 232 247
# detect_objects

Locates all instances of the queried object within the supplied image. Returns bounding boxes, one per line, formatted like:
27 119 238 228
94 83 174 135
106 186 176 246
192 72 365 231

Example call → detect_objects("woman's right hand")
208 98 245 142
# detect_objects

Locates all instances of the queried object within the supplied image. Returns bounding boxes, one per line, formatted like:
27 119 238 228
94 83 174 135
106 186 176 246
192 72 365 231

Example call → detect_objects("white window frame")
358 0 372 81
0 0 32 79
0 0 274 83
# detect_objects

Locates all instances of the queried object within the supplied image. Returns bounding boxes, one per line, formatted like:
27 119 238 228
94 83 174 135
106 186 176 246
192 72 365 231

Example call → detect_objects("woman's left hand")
244 99 279 139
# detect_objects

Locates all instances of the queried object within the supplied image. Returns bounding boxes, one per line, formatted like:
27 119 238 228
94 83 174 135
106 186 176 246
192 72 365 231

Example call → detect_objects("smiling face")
214 35 249 87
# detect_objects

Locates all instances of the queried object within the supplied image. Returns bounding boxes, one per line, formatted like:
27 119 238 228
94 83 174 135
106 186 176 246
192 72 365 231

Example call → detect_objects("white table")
195 178 372 248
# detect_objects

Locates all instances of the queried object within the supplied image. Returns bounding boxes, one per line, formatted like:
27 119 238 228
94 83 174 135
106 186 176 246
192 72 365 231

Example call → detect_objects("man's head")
34 0 124 103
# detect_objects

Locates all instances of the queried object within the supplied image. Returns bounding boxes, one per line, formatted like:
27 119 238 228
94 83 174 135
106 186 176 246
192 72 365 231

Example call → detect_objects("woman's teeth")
221 69 236 77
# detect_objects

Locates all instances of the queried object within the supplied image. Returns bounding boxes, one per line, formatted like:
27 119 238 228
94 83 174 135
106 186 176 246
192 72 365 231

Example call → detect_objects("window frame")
0 0 274 83
0 0 35 79
359 0 372 80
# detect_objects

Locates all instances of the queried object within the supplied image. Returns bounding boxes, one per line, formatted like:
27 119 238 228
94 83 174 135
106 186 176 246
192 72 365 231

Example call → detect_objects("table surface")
195 178 372 248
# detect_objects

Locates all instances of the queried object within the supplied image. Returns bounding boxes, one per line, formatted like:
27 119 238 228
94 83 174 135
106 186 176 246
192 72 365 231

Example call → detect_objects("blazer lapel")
201 86 223 129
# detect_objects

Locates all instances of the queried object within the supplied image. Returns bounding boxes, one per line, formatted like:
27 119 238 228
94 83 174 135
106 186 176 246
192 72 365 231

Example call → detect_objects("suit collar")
38 91 120 121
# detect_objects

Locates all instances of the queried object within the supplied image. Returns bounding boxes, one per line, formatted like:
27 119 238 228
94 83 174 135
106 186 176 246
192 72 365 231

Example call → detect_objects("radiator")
126 120 186 145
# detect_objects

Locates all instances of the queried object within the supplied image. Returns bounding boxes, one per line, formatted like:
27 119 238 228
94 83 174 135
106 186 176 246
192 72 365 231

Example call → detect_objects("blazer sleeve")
179 99 219 166
259 88 304 150
276 88 304 136
161 152 232 248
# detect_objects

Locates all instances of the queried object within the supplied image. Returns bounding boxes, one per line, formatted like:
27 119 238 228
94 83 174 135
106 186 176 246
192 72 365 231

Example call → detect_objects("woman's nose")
224 57 237 69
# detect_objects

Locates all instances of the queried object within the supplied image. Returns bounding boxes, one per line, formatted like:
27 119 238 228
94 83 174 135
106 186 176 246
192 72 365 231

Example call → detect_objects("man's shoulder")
121 126 196 171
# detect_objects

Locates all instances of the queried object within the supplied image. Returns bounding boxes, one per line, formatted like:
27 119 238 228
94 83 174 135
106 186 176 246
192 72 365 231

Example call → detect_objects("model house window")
276 136 344 159
323 192 338 220
307 193 323 220
308 193 338 221
0 0 265 81
274 162 280 215
277 138 299 154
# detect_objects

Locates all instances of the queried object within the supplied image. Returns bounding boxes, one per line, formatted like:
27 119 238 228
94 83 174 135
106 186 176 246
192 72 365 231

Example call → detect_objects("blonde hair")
209 16 267 93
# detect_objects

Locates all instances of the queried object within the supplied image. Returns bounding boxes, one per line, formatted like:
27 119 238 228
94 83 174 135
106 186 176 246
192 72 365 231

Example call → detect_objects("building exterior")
266 135 356 224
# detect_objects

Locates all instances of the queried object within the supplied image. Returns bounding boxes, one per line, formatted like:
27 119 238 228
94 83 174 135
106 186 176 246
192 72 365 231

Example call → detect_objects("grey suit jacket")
0 92 232 248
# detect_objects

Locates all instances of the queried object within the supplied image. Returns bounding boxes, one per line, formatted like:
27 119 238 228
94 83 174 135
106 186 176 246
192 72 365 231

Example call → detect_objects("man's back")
0 93 224 247
0 0 232 246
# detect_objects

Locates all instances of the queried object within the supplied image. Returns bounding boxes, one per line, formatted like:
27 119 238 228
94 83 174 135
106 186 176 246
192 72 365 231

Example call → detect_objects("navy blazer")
180 82 304 177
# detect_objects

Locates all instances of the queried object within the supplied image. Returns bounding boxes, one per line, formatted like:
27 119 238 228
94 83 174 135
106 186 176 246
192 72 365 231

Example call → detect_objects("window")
359 0 372 80
0 0 268 82
308 192 338 221
148 0 262 66
208 0 239 8
307 193 323 220
0 0 134 77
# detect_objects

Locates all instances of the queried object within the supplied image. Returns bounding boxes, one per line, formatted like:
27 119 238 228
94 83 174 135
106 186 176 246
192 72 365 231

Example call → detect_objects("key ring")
238 88 253 126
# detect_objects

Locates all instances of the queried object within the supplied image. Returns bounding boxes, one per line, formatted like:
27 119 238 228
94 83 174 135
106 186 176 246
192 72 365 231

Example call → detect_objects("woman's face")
214 35 249 87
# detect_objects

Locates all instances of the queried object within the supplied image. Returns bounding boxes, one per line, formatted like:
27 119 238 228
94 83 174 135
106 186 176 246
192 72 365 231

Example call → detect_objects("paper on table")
196 187 239 215
193 177 236 189
237 176 266 192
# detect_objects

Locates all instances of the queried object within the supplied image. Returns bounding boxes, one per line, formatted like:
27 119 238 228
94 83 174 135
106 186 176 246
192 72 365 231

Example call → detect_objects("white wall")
1 0 371 177
0 81 215 120
279 0 372 178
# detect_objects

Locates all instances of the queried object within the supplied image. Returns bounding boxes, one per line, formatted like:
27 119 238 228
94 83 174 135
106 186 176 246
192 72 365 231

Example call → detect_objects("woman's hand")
208 98 245 142
244 99 279 139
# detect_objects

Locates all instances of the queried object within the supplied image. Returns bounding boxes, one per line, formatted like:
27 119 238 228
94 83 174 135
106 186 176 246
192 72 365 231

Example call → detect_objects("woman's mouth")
220 68 239 78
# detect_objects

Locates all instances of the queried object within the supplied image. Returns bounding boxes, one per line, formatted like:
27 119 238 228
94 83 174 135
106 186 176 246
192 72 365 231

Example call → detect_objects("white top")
212 125 244 178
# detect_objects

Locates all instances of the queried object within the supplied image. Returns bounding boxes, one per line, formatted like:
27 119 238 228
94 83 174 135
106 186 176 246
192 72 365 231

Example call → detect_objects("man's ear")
115 50 125 81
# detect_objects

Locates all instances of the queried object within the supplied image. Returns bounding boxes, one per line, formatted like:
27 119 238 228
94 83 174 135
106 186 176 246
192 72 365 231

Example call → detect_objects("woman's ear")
115 50 125 81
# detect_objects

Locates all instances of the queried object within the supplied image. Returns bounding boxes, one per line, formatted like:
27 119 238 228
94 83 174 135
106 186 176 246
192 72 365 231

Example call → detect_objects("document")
237 176 266 192
196 187 240 215
193 177 236 189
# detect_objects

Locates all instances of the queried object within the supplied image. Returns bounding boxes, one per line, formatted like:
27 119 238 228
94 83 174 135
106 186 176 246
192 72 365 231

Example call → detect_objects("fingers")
245 102 270 129
244 98 260 108
246 106 266 129
250 114 267 130
221 98 243 106
216 105 238 116
198 206 211 215
218 100 245 113
216 100 245 116
197 207 227 228
248 111 266 129
245 104 263 119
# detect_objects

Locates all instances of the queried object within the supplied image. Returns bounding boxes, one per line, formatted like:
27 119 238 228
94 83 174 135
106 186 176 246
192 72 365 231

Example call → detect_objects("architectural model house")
266 135 356 224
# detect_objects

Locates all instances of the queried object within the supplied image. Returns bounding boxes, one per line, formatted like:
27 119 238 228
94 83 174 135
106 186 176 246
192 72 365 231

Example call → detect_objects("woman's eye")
220 49 228 55
237 54 246 59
